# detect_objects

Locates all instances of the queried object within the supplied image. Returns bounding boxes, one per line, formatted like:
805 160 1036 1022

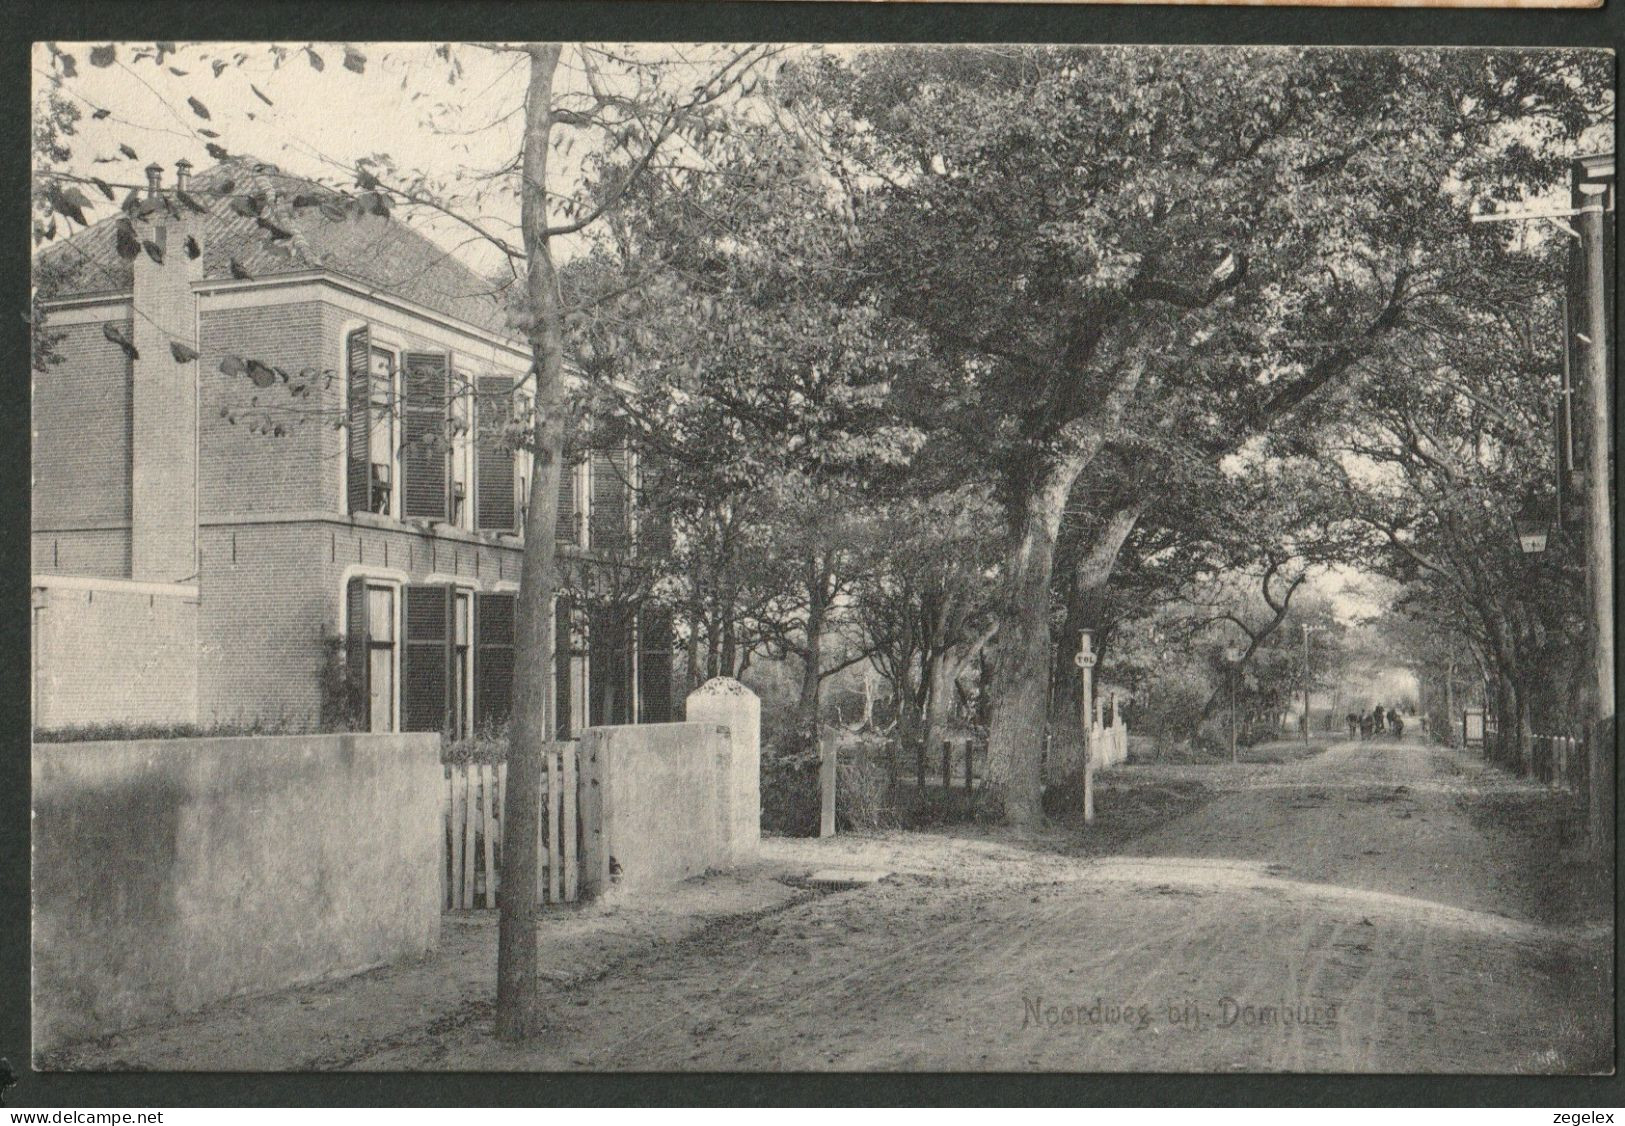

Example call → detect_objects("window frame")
344 574 403 734
452 587 474 739
366 344 401 518
450 371 475 531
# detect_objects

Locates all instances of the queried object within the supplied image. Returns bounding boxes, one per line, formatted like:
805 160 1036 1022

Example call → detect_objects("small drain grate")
805 868 891 891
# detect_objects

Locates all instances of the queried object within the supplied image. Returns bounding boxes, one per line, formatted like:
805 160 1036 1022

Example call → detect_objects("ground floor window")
356 576 672 738
346 578 399 733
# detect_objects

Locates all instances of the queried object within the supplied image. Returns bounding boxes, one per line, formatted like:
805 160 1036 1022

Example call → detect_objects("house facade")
32 157 672 737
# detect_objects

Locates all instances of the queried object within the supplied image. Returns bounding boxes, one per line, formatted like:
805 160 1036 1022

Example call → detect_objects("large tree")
791 45 1610 824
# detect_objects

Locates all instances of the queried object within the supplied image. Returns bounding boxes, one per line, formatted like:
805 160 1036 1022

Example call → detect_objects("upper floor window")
346 324 520 535
367 346 398 517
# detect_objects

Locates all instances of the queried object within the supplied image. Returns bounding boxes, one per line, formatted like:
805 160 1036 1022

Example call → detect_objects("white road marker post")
1076 630 1097 825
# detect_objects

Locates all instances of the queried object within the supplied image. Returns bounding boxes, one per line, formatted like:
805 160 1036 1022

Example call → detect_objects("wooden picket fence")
443 742 580 911
1531 732 1587 793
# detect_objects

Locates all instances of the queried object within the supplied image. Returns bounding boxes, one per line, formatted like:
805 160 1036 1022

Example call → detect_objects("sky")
35 42 614 277
36 42 1604 280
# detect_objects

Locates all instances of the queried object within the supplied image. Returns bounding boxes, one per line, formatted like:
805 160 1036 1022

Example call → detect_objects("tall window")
365 584 397 732
367 348 398 516
450 379 473 530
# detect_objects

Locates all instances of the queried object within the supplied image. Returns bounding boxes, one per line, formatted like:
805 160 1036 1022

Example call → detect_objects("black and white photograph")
24 38 1616 1081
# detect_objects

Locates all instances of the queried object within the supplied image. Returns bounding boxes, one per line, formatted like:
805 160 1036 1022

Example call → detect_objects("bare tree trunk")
922 622 997 757
497 42 564 1043
1444 651 1456 747
685 623 701 692
721 613 737 680
796 556 831 745
985 457 1084 826
1055 501 1144 736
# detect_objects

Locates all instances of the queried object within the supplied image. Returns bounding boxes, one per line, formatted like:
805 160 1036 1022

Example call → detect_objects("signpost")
1076 630 1097 824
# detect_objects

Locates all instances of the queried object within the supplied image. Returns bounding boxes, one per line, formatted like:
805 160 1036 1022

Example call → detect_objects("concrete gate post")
685 677 761 860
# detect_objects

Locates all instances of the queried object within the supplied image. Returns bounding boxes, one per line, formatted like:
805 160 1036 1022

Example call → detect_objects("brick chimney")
174 159 192 192
129 171 205 583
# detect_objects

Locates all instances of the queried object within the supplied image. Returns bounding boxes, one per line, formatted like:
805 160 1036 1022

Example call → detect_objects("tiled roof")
35 157 517 339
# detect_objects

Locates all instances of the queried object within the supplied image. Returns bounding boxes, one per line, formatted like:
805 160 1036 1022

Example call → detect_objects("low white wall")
579 721 742 897
32 733 443 1057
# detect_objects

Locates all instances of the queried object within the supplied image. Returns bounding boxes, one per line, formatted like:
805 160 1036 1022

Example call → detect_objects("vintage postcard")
25 40 1615 1086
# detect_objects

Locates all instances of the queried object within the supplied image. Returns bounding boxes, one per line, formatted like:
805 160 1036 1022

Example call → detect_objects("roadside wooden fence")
1530 732 1587 793
907 736 987 790
443 741 580 911
1092 722 1129 768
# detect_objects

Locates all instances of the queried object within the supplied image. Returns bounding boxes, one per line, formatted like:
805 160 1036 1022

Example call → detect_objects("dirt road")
54 737 1612 1073
376 737 1612 1073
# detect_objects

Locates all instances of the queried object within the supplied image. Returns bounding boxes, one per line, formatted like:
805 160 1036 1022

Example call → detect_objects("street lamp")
1225 643 1244 764
1513 493 1552 556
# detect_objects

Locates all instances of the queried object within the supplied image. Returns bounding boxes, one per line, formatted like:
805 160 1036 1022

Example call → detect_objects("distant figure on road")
1346 713 1359 739
1359 714 1373 740
1370 705 1386 740
1390 712 1405 739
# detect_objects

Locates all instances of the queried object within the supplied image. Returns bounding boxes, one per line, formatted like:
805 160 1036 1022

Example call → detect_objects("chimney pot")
174 159 193 191
144 163 163 198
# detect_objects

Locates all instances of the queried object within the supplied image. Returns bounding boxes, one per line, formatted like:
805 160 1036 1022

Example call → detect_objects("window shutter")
590 445 630 554
636 606 674 723
345 327 371 514
401 351 450 520
402 584 453 733
345 576 369 728
474 591 516 732
554 596 573 739
555 447 578 546
475 375 516 532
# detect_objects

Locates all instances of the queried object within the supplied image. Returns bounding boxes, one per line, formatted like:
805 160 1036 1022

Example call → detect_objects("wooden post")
542 753 555 903
481 764 497 908
562 743 578 902
941 739 952 788
819 729 837 838
442 768 452 911
547 746 562 904
578 731 611 899
460 767 476 910
492 763 506 901
964 736 973 791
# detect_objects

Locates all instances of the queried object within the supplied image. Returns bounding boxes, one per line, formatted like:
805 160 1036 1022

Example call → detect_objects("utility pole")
1231 662 1238 764
1575 156 1615 857
1471 160 1614 854
1302 623 1313 749
1225 643 1243 764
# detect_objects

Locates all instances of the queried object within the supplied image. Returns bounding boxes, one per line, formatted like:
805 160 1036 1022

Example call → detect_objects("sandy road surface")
52 738 1611 1073
366 738 1611 1073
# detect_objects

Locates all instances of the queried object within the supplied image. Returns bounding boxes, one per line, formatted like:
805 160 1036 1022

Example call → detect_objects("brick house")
32 156 672 736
